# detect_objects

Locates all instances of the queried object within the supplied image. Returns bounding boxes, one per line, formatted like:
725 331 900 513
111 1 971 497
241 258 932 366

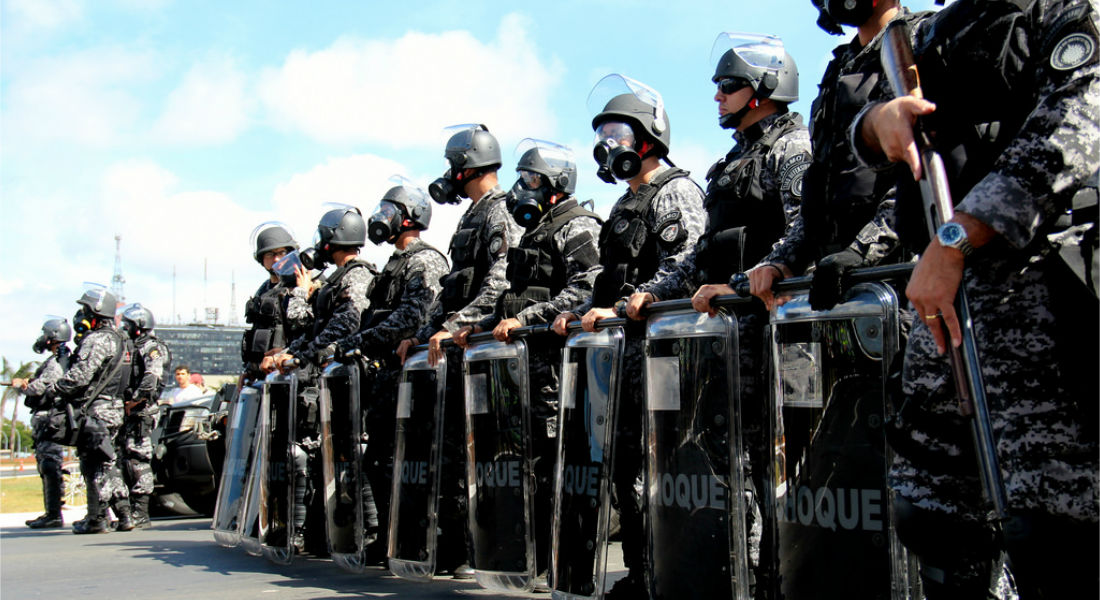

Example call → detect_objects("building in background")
157 324 246 377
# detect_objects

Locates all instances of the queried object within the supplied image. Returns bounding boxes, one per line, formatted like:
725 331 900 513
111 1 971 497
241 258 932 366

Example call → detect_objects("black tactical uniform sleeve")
288 265 374 358
134 335 167 401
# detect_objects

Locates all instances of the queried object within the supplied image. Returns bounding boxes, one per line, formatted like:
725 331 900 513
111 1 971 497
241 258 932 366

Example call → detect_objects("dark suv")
150 385 233 516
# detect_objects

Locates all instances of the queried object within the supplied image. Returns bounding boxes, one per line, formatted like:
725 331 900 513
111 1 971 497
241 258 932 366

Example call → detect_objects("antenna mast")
111 234 126 303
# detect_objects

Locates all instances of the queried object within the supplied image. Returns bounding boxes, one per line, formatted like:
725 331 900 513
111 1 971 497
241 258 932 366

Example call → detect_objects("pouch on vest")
506 246 541 284
440 266 475 312
450 228 481 265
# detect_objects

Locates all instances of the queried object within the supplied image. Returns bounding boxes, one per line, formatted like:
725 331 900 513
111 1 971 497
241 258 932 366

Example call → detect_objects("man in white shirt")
170 365 204 403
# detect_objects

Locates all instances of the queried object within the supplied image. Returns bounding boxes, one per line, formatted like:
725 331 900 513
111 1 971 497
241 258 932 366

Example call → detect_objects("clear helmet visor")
441 123 487 167
709 32 787 74
385 174 430 206
519 171 543 190
586 73 666 130
272 249 305 277
514 138 575 172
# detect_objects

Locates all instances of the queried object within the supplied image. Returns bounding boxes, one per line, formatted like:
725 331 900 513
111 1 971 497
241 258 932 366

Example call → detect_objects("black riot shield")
319 360 369 572
212 384 262 548
644 309 750 600
387 348 447 581
463 338 537 593
258 372 299 565
550 327 624 600
764 283 918 599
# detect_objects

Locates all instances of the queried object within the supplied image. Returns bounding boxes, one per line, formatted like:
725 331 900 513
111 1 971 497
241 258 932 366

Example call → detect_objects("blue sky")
0 0 945 394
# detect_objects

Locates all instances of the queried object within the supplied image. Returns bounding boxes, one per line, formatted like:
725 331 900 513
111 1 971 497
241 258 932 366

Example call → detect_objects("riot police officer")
456 139 603 581
854 1 1099 596
632 34 811 595
118 303 170 529
271 205 375 552
45 285 134 534
746 0 930 310
396 123 522 578
553 75 706 598
242 222 306 382
341 177 449 560
12 317 73 529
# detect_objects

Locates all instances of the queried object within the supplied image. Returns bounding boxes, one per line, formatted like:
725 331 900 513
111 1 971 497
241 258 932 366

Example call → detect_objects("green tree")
1 418 34 453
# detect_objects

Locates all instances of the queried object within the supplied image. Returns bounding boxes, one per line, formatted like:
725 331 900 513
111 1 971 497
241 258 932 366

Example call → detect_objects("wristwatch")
936 222 974 256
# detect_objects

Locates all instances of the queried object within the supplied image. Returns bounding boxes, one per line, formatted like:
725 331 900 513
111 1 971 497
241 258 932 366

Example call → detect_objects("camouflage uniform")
856 1 1100 597
647 112 811 588
344 238 447 559
47 325 132 521
26 348 70 519
121 334 168 500
242 279 308 382
413 186 522 572
579 166 706 579
475 198 602 573
761 9 929 276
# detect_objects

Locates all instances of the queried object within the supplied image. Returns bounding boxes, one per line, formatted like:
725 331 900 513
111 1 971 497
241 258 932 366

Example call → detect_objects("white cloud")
258 13 564 147
3 0 83 31
151 56 251 144
3 47 153 147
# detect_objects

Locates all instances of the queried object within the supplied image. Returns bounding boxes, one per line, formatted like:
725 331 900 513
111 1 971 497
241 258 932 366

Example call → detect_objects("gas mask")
593 121 643 183
816 0 876 30
510 172 551 229
367 202 404 245
73 308 94 342
272 250 307 287
32 337 48 354
429 168 464 205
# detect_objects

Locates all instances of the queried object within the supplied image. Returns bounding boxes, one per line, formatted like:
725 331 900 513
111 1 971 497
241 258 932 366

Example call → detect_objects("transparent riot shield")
765 282 917 599
387 348 447 581
239 408 265 557
550 327 624 600
212 384 262 548
464 338 537 593
645 309 750 600
258 372 299 565
319 360 367 572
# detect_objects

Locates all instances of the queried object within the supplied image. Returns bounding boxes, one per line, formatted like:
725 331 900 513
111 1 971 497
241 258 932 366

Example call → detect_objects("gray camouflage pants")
78 398 129 511
119 409 155 496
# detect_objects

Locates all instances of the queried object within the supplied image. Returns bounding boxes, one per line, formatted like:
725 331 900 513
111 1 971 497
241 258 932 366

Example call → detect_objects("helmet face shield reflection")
593 121 642 182
519 170 544 191
367 201 402 245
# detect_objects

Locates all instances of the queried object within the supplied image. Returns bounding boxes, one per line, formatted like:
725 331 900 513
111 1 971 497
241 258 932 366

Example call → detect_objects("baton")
881 20 1009 521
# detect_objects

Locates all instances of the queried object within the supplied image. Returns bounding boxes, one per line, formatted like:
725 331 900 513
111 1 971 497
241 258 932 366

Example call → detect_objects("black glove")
809 249 863 311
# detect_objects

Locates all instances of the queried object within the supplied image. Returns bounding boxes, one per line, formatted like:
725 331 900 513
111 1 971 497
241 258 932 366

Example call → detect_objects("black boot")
73 485 108 534
27 475 64 528
130 494 151 529
114 500 135 532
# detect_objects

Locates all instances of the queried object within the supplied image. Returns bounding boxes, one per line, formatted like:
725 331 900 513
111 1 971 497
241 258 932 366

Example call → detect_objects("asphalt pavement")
0 512 627 599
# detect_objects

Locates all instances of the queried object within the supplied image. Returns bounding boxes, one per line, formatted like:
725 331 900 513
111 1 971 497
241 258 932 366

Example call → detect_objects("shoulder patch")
659 222 682 243
654 210 682 230
779 153 811 199
488 233 505 255
612 218 631 235
149 349 161 360
1051 32 1097 71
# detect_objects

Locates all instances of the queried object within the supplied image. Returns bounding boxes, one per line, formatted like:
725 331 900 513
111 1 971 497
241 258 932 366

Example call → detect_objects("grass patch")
0 475 86 513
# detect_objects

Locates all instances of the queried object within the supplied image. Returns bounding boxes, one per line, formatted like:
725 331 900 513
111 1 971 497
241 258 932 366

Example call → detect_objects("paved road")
0 515 627 599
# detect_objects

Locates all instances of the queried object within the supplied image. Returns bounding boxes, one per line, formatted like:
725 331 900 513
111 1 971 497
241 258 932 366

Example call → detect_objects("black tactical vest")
592 168 692 307
242 280 290 363
439 190 506 313
698 113 805 282
366 243 447 328
312 258 375 337
894 0 1040 253
499 198 601 318
800 12 927 257
93 327 134 401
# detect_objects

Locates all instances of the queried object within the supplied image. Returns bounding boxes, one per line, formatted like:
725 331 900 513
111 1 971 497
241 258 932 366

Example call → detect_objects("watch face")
940 223 963 245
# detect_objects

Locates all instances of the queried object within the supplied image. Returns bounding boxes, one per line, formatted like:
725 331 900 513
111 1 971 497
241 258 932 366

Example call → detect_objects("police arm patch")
1051 32 1097 71
779 153 811 199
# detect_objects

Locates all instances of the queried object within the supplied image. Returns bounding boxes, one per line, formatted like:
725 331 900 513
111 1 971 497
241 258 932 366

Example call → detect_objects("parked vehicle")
150 384 234 516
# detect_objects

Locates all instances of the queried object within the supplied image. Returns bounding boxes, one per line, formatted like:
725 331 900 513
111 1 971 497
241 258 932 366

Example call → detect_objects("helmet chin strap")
719 98 758 130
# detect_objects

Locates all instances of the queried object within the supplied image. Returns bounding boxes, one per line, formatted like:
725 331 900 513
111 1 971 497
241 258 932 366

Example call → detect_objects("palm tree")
1 357 39 451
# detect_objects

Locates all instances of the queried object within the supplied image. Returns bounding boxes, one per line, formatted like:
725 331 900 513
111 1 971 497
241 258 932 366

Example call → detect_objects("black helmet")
430 124 501 205
589 74 671 159
812 0 875 34
313 203 366 266
511 139 576 228
711 33 798 102
250 221 298 264
119 303 155 338
34 316 72 353
369 176 432 245
76 283 118 319
443 123 501 171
